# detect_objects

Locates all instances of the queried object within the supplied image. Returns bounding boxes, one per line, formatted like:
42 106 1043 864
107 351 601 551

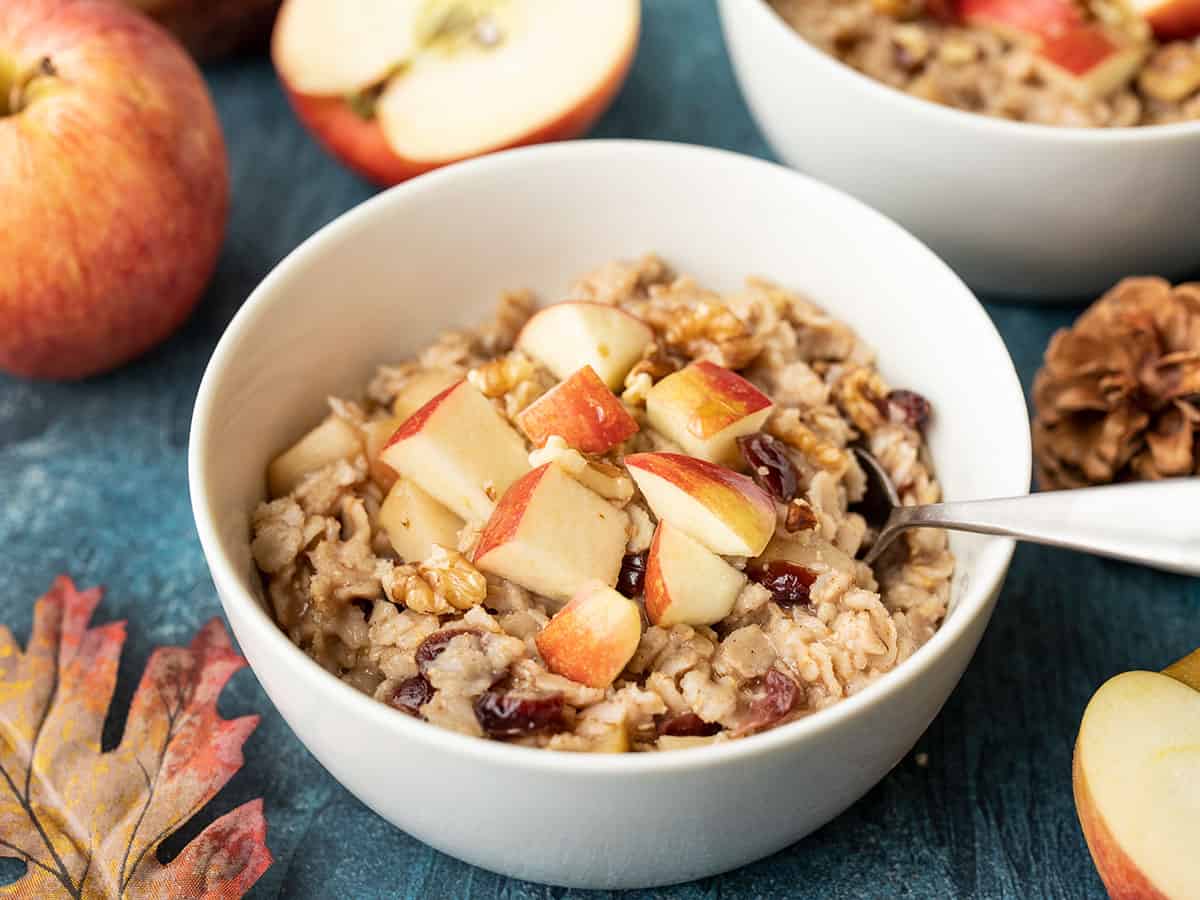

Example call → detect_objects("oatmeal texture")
251 256 954 752
771 0 1200 126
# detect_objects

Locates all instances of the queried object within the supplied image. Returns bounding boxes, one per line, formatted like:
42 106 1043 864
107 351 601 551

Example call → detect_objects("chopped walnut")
621 372 654 407
769 408 850 475
639 279 763 369
833 366 889 435
383 546 487 614
785 498 820 533
1139 41 1200 103
469 352 535 398
625 340 684 385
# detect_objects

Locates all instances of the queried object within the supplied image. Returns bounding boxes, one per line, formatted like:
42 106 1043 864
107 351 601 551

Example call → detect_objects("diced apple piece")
361 416 404 490
959 0 1083 38
1127 0 1200 39
381 380 529 522
658 734 721 751
473 463 627 602
1035 25 1147 100
644 521 747 627
392 368 463 421
378 479 464 563
1073 657 1200 900
535 580 643 688
516 365 639 454
754 533 859 581
1139 42 1200 102
267 414 363 497
625 452 776 557
646 361 773 468
516 301 653 389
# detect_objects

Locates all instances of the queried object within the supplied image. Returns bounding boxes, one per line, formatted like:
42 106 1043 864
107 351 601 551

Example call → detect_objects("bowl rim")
735 0 1200 143
189 139 1030 776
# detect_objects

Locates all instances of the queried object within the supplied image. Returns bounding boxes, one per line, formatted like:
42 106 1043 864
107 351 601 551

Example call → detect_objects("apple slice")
267 415 363 497
644 521 747 627
392 368 463 421
1035 25 1147 100
625 453 776 557
753 533 859 580
378 479 464 563
516 365 639 454
272 0 639 186
1126 0 1200 39
645 361 773 468
959 0 1083 38
1073 651 1200 900
516 302 654 390
361 416 404 490
473 463 627 602
381 380 529 522
535 580 643 688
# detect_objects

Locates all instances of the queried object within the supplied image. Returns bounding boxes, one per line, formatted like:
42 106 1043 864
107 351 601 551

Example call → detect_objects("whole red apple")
0 0 228 379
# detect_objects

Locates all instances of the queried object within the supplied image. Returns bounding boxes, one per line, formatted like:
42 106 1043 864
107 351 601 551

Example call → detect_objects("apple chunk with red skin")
646 361 773 468
381 380 529 522
1073 650 1200 900
517 302 654 390
644 521 747 627
271 0 639 187
625 452 776 557
516 365 639 454
1035 26 1148 100
535 580 643 688
1125 0 1200 39
959 0 1083 38
474 463 628 603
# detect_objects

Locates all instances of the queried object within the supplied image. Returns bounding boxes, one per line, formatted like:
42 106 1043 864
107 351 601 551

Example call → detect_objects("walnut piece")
1033 277 1200 489
385 546 488 614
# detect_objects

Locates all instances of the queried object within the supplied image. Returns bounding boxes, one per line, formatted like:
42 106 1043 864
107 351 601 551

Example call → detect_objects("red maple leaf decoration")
0 576 271 898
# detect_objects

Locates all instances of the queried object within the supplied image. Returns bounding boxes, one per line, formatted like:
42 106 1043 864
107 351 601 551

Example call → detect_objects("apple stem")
1 56 56 117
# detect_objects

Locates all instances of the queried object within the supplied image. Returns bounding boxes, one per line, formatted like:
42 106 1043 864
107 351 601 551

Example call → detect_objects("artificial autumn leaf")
0 576 272 899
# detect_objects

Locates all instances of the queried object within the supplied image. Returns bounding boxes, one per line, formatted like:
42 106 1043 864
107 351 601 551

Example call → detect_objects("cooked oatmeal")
771 0 1200 127
250 256 954 752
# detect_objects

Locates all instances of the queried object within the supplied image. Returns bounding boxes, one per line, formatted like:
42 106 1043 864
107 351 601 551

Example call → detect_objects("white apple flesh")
378 478 464 563
380 379 529 522
644 521 746 627
517 302 654 390
267 415 363 497
473 463 628 603
1073 654 1200 900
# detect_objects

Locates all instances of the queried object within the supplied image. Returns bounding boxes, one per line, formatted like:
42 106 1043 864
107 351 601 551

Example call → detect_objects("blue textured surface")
1 1 1197 897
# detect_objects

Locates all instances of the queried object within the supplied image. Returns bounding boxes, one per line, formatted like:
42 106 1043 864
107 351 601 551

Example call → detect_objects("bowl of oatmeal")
719 0 1200 299
189 140 1030 888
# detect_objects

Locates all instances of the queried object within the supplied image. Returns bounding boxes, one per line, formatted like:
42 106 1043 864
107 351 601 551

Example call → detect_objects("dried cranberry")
749 560 818 609
878 389 932 430
414 628 477 674
740 669 801 735
473 689 565 738
737 433 799 502
658 712 720 738
387 675 433 716
617 552 648 597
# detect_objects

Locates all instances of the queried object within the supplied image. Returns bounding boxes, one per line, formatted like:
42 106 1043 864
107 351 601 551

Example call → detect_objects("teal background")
1 1 1196 896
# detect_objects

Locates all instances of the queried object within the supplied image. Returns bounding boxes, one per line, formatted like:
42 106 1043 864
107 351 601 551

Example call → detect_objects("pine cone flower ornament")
1033 277 1200 490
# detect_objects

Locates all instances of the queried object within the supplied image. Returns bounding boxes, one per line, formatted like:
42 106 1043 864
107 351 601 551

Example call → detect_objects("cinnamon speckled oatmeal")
250 256 954 752
771 0 1200 127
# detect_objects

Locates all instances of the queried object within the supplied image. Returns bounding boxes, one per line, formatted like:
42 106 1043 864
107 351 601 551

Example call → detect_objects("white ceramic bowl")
189 140 1030 889
718 0 1200 301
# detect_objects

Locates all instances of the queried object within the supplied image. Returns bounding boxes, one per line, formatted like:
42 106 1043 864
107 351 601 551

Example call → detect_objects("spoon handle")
884 478 1200 576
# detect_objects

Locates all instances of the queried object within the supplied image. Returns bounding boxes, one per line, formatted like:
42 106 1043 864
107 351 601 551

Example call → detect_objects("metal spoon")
852 448 1200 576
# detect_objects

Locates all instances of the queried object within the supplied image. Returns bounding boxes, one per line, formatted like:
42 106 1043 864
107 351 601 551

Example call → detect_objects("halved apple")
535 580 642 688
644 521 746 627
378 478 464 563
625 452 776 557
272 0 640 186
1035 25 1147 100
267 414 363 497
473 463 627 602
1126 0 1200 39
645 361 773 468
1073 650 1200 900
516 301 654 389
381 379 529 521
392 368 463 421
516 365 639 454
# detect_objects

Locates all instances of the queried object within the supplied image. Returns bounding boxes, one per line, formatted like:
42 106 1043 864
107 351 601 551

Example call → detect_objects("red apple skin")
0 0 228 380
625 452 774 512
1073 748 1170 900
385 379 465 447
1040 27 1125 75
642 524 671 625
957 0 1082 36
1143 0 1200 40
473 464 552 563
516 365 638 453
272 8 638 188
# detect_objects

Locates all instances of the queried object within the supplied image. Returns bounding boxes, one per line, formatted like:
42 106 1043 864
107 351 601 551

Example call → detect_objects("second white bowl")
719 0 1200 301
